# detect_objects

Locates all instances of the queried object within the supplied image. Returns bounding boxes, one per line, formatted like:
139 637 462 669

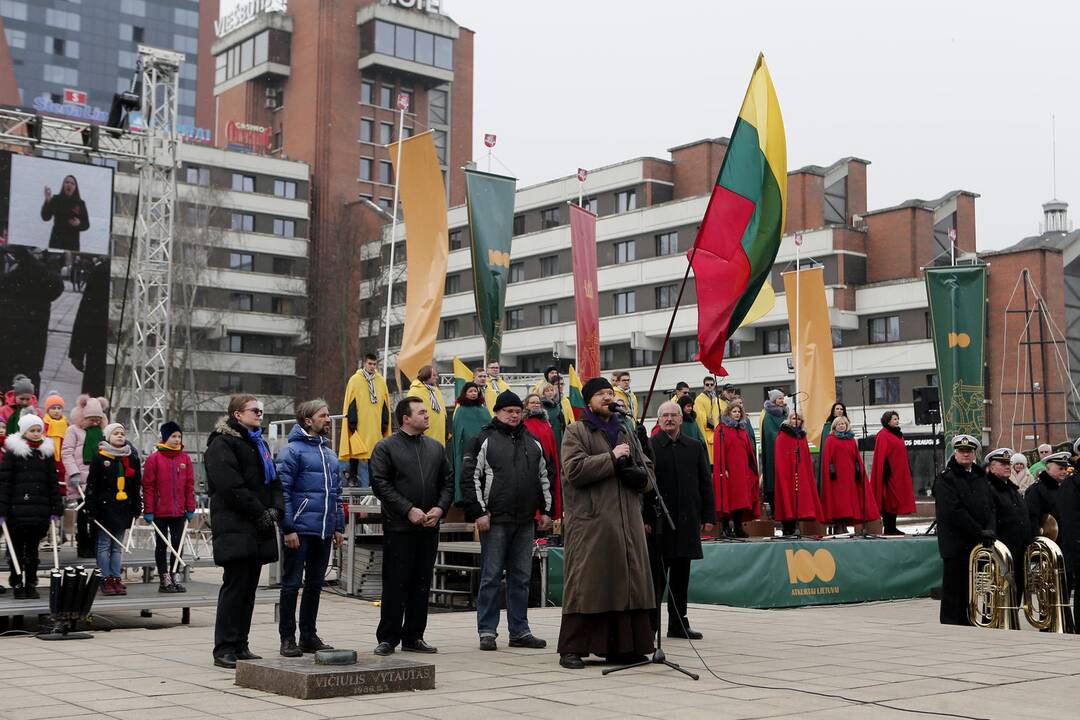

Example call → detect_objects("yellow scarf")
99 449 128 501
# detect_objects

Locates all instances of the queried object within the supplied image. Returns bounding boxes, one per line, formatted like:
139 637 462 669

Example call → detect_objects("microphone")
608 402 630 416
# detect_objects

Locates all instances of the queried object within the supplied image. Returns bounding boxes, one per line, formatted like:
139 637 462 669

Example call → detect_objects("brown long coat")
560 415 656 615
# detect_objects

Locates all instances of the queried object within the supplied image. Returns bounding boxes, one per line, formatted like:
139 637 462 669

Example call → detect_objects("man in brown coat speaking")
557 376 655 669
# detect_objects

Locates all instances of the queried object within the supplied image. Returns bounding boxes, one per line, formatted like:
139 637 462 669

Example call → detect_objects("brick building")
199 0 474 407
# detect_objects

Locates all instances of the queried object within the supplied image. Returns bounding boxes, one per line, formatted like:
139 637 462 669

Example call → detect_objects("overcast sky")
449 0 1076 250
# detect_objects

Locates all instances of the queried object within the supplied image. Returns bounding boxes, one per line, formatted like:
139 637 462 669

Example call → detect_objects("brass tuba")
1022 536 1074 633
968 540 1021 629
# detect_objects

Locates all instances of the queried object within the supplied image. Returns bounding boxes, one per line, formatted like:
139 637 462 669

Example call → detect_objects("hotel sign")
215 0 288 38
381 0 442 14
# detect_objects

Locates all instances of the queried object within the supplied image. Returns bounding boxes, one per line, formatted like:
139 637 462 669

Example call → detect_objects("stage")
545 535 942 609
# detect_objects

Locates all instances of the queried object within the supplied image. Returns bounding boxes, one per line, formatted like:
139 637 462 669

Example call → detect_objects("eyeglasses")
243 407 264 416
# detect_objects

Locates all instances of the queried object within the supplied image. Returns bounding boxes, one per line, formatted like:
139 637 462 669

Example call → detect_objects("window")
231 174 255 193
374 20 395 54
378 161 393 184
174 34 198 54
45 8 80 30
229 293 253 311
835 378 844 403
379 85 393 108
0 2 28 22
870 377 900 405
540 207 561 229
240 36 254 72
869 315 900 344
927 373 939 387
832 328 843 348
444 274 461 295
509 262 525 284
824 176 847 225
391 285 406 305
671 337 699 363
433 129 447 164
43 65 78 85
4 28 25 49
226 335 244 353
359 157 373 181
230 213 254 232
185 166 209 186
616 189 637 213
579 197 598 214
434 35 453 69
120 0 146 15
631 350 658 367
764 327 790 354
218 374 243 393
540 304 559 325
360 118 373 142
184 206 209 226
429 88 448 124
379 197 393 210
379 122 393 144
415 30 434 65
361 81 374 105
655 284 677 309
261 375 284 395
614 240 636 263
442 318 458 339
724 338 742 357
273 257 293 275
273 180 296 199
655 231 679 256
448 230 463 250
229 252 254 271
402 126 414 138
512 214 525 236
539 255 559 277
272 218 295 237
506 308 524 331
50 37 78 59
175 7 199 27
272 297 294 315
614 291 636 315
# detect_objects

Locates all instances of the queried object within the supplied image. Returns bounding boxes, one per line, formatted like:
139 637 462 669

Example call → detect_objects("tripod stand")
604 486 699 681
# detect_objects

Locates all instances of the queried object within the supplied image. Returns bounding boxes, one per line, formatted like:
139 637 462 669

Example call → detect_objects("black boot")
781 520 797 536
883 512 902 535
733 510 749 538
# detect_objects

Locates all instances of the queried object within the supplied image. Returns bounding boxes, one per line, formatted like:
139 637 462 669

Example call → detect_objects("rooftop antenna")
1052 113 1057 199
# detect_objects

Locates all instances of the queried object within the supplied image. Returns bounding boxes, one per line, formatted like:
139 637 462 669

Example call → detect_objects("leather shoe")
401 639 437 654
559 653 585 669
300 635 333 653
479 636 497 651
235 647 262 661
373 642 395 656
667 627 703 640
280 639 302 658
213 653 237 669
509 634 547 649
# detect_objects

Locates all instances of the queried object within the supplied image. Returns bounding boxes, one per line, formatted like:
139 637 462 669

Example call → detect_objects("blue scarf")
834 430 855 440
583 409 622 449
247 426 276 485
764 400 788 419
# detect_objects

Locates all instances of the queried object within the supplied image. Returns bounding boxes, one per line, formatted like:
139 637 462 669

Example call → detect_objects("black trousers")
214 559 263 657
7 524 46 587
76 506 94 555
279 535 333 641
377 530 438 646
940 555 971 626
153 517 185 576
660 557 692 630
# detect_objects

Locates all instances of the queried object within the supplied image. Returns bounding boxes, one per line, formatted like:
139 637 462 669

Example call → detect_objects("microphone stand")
790 396 802 539
604 476 699 681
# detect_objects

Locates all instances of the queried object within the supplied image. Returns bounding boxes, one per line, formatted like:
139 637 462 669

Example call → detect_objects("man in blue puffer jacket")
275 399 345 658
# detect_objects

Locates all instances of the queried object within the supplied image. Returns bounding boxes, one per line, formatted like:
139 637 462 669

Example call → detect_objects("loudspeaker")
913 386 940 425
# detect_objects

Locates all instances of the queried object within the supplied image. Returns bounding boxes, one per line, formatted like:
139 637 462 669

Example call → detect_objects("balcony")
356 6 459 85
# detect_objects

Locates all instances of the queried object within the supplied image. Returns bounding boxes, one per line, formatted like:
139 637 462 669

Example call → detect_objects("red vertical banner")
569 203 600 379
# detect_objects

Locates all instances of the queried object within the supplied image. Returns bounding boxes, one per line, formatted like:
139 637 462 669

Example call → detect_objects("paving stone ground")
1 577 1077 719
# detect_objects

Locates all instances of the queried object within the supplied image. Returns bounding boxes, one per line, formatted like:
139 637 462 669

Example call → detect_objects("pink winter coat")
141 447 196 518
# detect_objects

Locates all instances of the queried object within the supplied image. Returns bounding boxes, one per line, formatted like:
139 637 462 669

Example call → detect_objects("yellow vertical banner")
782 266 836 449
388 132 449 383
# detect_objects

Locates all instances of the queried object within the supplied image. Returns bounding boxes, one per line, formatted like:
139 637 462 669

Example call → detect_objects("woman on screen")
39 175 89 252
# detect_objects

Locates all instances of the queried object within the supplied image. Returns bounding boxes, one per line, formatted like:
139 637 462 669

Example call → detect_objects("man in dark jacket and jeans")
461 390 552 651
369 396 453 656
275 399 345 658
205 394 285 668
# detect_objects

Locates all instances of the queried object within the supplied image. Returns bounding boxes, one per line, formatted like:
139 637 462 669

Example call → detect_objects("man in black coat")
646 402 716 639
934 434 994 626
369 396 453 656
1055 441 1080 630
984 447 1033 598
1026 451 1071 538
460 391 552 652
205 394 285 669
0 246 63 392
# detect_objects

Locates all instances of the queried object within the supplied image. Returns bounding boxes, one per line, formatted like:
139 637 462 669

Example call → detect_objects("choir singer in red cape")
772 412 823 536
714 404 760 538
869 410 916 535
819 416 879 534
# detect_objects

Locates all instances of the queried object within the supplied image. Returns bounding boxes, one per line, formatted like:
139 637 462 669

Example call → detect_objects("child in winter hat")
43 393 68 482
86 423 142 596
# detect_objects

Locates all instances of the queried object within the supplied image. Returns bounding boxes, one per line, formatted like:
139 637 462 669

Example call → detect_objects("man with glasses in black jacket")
369 396 453 656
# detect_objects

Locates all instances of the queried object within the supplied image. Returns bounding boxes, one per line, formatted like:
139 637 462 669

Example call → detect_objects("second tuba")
968 540 1021 629
1023 536 1074 633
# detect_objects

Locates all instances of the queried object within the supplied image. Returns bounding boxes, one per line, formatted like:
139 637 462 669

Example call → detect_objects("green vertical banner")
925 265 987 444
464 169 517 362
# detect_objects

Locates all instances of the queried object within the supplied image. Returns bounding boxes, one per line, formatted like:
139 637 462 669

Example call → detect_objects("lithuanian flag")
452 357 473 398
567 364 585 420
691 54 786 375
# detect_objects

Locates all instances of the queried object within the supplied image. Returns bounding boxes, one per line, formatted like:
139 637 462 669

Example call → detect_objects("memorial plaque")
235 656 435 699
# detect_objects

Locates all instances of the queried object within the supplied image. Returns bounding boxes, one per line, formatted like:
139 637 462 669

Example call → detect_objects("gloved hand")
267 508 280 523
618 465 650 491
144 513 154 523
67 473 82 489
980 529 996 548
255 509 278 531
185 511 194 521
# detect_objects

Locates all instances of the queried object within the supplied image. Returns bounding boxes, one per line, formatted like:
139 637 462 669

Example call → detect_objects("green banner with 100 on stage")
464 169 517 362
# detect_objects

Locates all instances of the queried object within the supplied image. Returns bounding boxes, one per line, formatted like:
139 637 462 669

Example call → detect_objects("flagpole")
639 249 696 423
794 235 801 414
381 97 408 378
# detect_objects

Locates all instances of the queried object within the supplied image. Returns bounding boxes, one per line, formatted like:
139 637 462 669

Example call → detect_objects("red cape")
773 428 824 522
820 435 879 523
713 423 760 518
525 416 562 518
870 427 917 515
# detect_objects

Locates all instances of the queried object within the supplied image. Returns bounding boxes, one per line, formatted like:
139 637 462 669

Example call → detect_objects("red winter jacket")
141 446 196 518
